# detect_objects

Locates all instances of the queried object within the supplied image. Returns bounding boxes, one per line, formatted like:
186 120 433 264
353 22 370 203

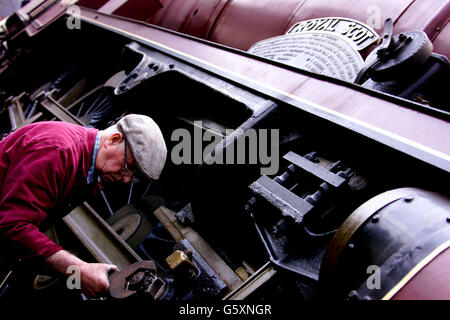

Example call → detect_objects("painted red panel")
208 0 415 50
394 0 450 57
394 0 449 38
77 0 109 10
433 22 450 57
208 0 304 50
285 0 415 33
81 0 449 59
112 0 163 22
392 248 450 300
147 0 229 38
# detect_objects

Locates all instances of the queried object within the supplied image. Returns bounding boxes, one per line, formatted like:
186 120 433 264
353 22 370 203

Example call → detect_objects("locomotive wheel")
106 204 155 249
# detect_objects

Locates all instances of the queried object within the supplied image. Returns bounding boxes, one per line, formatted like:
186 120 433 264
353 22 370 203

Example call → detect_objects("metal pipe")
142 181 152 198
127 181 134 205
100 189 115 216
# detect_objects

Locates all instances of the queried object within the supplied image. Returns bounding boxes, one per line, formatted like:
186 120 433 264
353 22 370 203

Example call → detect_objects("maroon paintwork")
70 0 450 57
392 248 450 300
18 0 450 57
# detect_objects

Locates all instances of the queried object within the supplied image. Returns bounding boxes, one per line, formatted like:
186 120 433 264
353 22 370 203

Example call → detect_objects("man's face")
96 133 137 184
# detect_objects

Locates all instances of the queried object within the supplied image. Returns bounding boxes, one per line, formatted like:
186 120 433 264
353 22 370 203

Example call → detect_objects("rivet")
404 195 414 202
371 214 380 223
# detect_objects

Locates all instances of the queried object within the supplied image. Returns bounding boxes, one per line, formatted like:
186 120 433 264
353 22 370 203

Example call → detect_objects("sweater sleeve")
0 142 65 260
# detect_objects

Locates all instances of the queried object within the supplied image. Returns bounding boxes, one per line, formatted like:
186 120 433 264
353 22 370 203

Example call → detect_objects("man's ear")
109 133 123 145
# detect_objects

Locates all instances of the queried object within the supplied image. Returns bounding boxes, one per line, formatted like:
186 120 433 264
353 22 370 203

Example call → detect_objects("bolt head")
129 271 145 286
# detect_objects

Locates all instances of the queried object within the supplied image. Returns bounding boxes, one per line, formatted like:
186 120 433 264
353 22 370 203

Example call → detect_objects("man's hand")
79 262 118 297
44 250 118 297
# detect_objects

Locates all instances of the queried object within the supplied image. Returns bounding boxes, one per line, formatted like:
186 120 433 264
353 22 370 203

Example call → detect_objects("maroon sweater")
0 121 98 260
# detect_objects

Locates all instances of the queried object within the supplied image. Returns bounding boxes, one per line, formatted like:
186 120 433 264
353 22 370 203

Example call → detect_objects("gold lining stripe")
78 13 450 166
382 240 450 300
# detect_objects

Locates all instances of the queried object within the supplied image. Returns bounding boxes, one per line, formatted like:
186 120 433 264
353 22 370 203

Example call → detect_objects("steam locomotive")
0 0 449 301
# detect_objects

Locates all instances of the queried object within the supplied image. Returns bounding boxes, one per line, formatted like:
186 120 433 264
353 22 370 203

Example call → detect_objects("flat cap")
117 114 167 180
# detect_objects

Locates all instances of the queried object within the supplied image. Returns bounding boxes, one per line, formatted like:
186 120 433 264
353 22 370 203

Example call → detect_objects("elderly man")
0 114 167 297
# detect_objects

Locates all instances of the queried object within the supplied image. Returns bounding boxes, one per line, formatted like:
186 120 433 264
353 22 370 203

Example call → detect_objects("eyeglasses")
119 139 134 178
